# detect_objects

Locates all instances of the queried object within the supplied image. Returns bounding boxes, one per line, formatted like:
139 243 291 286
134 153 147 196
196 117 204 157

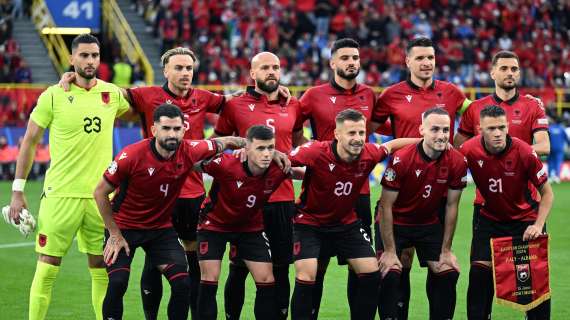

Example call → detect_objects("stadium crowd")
0 0 31 83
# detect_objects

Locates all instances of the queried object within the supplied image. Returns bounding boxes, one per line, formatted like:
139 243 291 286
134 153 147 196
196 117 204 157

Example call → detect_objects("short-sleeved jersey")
381 143 467 225
458 92 548 206
290 140 389 226
372 79 466 143
104 138 218 229
198 154 288 232
127 84 224 198
298 80 376 195
459 136 547 222
215 86 301 202
458 92 548 143
30 81 129 198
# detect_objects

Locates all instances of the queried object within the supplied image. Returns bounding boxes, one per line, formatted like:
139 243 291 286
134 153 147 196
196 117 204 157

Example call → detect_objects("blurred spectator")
97 61 112 82
31 137 49 179
14 59 31 83
548 115 569 184
112 57 132 87
0 135 17 180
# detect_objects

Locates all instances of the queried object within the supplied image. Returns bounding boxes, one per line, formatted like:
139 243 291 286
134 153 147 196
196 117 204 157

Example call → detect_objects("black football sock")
526 299 551 320
311 269 325 320
398 267 411 320
223 263 249 320
103 267 131 319
198 280 218 320
255 282 277 319
186 251 200 319
273 264 291 319
427 269 459 319
354 271 380 320
467 263 494 320
292 279 315 320
140 255 163 320
347 268 359 319
378 269 401 320
163 264 191 320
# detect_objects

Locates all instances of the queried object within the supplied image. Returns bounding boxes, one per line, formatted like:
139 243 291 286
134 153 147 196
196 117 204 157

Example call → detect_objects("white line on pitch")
0 241 35 249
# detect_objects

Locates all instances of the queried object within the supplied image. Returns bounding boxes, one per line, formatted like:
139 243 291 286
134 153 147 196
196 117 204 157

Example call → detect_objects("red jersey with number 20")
290 140 389 226
459 136 547 222
104 139 218 230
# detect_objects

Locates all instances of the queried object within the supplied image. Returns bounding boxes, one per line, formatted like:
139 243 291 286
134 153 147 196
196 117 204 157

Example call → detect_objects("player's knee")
38 254 62 266
163 264 191 294
296 269 316 282
252 272 275 284
87 254 105 268
107 268 130 294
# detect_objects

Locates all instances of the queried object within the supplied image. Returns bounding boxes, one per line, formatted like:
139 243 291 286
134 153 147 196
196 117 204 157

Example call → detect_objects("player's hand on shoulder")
232 148 247 162
104 233 130 265
273 150 291 173
58 72 76 92
278 85 292 105
522 224 544 241
378 251 402 277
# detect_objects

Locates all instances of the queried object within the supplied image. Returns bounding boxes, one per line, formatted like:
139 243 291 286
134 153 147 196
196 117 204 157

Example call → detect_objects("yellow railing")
30 0 71 75
102 0 154 84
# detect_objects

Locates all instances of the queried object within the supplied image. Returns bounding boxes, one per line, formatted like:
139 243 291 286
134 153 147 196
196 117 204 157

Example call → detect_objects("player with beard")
93 104 248 320
7 34 131 320
369 37 470 320
296 38 380 318
377 108 467 320
213 52 305 319
458 106 553 320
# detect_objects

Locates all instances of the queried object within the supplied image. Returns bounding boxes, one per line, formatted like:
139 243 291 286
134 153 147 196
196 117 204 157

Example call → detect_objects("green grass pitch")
1 181 569 319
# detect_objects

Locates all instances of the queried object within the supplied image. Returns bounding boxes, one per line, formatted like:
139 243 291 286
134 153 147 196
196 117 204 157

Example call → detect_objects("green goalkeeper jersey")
30 80 130 198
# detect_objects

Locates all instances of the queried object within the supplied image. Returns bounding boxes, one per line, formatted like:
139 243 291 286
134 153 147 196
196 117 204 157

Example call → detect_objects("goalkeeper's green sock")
29 261 60 320
89 267 108 320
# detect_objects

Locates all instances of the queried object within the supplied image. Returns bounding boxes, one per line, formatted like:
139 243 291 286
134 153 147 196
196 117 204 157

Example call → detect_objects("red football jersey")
459 136 547 222
215 86 301 202
381 143 467 226
298 80 376 194
127 84 224 198
372 79 466 143
290 140 389 226
458 92 548 206
104 138 218 229
198 154 288 232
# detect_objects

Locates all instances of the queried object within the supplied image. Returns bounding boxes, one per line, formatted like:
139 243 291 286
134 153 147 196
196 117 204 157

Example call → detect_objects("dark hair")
422 107 449 120
246 125 275 141
406 36 434 55
335 108 365 124
331 38 360 56
153 103 184 123
71 34 100 52
491 50 520 66
480 105 506 119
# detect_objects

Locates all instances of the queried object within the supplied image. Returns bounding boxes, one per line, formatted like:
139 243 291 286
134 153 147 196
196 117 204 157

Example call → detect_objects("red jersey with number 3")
290 140 389 226
127 84 224 198
104 138 218 229
459 136 547 222
381 143 467 225
198 154 288 232
298 80 377 195
215 86 301 202
372 79 466 143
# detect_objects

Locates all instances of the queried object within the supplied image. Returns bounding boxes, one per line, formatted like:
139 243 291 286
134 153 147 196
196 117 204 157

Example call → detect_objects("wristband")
12 179 26 192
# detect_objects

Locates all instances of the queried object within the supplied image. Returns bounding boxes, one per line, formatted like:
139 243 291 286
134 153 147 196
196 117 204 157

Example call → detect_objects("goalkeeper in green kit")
5 34 133 320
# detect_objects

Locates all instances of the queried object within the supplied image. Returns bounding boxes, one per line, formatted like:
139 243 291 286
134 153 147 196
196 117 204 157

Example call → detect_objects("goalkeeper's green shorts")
36 196 104 257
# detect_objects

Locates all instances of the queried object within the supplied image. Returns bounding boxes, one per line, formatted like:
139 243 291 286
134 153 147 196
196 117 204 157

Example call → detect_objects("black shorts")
262 201 295 265
197 230 272 262
293 222 375 261
470 206 544 262
105 228 187 272
337 194 372 265
172 195 205 241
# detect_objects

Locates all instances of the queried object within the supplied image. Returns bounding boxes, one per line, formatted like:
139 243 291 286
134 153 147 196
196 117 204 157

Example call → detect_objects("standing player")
214 51 304 319
377 108 467 320
296 37 379 317
196 125 290 320
459 106 553 320
7 34 130 320
370 36 470 319
92 104 246 320
289 109 419 320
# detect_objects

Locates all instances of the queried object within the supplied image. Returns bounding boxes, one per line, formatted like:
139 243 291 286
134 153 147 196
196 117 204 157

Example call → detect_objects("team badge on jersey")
384 168 396 181
107 161 118 175
101 92 110 104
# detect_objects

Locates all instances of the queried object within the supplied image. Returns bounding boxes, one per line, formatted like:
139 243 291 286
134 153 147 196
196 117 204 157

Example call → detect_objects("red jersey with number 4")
381 143 467 226
290 140 389 226
127 84 224 198
104 138 218 229
198 154 288 232
373 79 466 143
215 86 301 202
298 80 377 195
459 136 547 222
458 92 548 206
